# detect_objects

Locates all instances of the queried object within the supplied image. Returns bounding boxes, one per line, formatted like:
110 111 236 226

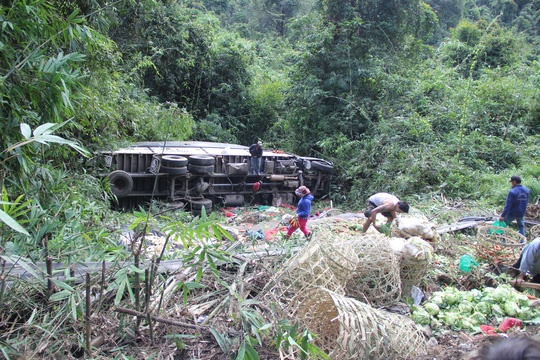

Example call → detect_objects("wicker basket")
475 225 527 263
294 287 428 359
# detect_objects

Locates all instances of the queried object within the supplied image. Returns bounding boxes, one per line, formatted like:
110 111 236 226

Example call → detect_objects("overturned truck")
96 141 333 213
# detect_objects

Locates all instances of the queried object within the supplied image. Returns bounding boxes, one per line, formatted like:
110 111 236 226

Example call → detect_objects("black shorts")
364 201 392 218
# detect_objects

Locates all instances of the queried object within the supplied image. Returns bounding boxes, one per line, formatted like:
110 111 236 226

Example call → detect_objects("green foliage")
275 320 329 360
0 1 94 155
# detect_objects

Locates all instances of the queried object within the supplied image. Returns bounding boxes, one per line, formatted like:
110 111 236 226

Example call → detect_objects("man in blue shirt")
499 175 530 237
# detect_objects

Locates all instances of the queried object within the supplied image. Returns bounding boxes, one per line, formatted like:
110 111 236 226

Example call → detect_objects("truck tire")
109 170 134 198
161 155 188 167
161 165 188 175
188 155 215 166
311 161 333 173
191 199 212 215
188 164 215 174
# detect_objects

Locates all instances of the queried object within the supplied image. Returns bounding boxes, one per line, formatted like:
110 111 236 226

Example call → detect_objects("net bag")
390 217 438 241
399 237 434 296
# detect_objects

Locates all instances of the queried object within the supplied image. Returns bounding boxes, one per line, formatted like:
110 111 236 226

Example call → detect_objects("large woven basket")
475 225 526 263
294 287 428 359
344 234 402 306
259 234 357 310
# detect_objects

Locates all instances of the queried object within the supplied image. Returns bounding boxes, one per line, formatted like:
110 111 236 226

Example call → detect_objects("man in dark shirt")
499 175 530 237
248 141 263 175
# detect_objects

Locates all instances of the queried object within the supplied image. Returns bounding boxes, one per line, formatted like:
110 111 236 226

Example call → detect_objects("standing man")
499 175 530 237
249 141 263 175
362 192 409 233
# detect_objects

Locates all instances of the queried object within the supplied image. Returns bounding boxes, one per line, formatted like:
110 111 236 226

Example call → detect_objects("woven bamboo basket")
530 224 540 239
344 234 402 307
400 258 430 297
294 287 428 359
476 225 527 263
259 233 358 310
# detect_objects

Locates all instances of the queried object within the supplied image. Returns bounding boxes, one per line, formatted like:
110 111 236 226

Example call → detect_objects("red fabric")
480 325 497 335
286 217 310 237
252 181 261 192
264 228 280 240
220 208 235 217
498 318 522 333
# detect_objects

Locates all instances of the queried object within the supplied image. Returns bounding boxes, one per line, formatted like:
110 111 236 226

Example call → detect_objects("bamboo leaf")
210 327 229 352
236 342 246 360
49 289 72 302
52 279 75 292
20 123 32 139
0 209 29 235
115 280 126 305
1 255 40 279
33 122 56 137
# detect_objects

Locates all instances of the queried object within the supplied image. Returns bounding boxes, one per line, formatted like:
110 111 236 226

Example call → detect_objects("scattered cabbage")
470 312 487 326
411 307 431 325
442 288 461 306
515 293 530 307
516 307 533 321
474 302 491 316
424 302 440 316
503 301 519 317
442 311 459 327
411 284 538 332
430 294 445 308
458 301 474 314
491 304 505 318
492 285 513 303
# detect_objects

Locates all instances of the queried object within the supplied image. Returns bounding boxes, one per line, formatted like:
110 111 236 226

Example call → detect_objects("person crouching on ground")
509 237 540 284
362 192 409 233
285 186 313 239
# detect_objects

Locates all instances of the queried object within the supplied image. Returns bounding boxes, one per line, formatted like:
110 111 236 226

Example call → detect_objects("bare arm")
369 201 396 226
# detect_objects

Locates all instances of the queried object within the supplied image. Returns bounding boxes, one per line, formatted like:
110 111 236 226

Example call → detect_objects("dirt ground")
231 207 540 360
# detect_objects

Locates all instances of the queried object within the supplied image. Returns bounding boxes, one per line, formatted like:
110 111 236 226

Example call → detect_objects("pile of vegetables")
411 285 537 331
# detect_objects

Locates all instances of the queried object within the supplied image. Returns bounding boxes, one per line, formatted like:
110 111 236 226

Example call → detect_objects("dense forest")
0 0 540 257
2 0 540 205
2 0 540 358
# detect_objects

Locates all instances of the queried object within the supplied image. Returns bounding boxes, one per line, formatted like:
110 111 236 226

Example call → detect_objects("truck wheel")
191 199 212 215
162 165 188 175
161 155 188 167
188 155 215 166
109 170 134 198
311 161 333 173
188 164 215 174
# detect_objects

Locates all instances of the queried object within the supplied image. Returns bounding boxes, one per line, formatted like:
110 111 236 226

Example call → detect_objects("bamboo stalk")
99 260 106 308
147 312 154 343
0 256 6 311
144 268 150 312
85 273 92 358
46 256 53 300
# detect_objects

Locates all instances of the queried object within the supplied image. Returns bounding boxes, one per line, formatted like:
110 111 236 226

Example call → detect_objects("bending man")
362 192 409 233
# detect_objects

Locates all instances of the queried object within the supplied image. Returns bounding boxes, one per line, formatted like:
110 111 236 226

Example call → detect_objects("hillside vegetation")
1 0 540 358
